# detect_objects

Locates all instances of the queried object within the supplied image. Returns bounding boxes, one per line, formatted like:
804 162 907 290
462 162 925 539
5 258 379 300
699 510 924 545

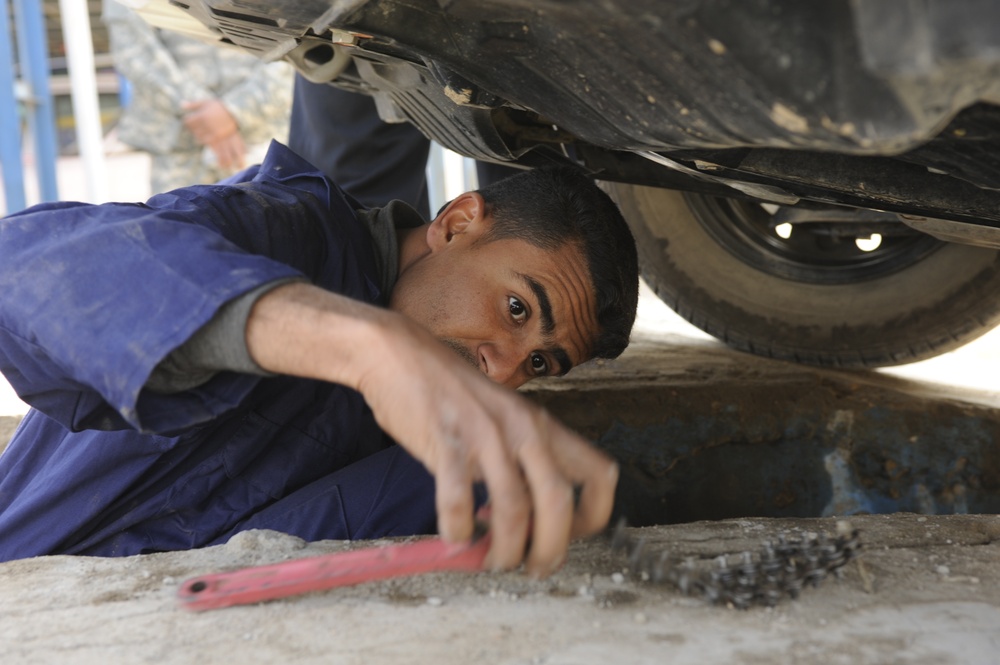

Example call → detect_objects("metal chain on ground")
608 520 862 609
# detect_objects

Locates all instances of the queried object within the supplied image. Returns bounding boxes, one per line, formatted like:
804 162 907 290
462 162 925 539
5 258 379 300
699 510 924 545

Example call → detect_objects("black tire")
607 182 1000 368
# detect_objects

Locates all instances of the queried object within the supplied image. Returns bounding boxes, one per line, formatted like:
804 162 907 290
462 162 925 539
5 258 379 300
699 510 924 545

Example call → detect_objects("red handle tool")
177 533 491 611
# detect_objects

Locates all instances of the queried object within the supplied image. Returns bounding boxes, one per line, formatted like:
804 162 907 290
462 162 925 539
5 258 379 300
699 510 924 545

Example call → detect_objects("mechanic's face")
391 192 598 389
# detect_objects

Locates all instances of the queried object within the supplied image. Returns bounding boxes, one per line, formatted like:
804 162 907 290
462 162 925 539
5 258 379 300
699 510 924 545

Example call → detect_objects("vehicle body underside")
148 0 1000 367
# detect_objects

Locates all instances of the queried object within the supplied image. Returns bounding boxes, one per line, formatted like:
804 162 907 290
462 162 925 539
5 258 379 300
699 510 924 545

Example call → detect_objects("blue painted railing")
2 0 59 214
0 2 25 212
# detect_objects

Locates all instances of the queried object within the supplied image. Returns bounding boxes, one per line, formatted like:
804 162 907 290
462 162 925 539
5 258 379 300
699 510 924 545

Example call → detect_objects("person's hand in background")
182 99 247 170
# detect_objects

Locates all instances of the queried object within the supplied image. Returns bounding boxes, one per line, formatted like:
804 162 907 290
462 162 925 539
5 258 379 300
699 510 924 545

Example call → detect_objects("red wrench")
177 533 491 612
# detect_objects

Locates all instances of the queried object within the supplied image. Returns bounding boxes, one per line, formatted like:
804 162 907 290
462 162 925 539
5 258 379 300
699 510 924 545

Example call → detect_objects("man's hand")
182 99 247 170
245 282 618 576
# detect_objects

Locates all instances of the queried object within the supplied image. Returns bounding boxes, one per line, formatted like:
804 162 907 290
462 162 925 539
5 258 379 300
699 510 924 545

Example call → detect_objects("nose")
478 342 528 388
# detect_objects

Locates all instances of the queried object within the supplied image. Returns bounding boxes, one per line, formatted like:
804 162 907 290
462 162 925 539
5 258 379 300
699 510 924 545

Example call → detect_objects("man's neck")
396 224 431 276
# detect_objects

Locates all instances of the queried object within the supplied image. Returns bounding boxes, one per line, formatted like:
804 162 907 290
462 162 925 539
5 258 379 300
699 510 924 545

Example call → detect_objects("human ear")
426 192 485 250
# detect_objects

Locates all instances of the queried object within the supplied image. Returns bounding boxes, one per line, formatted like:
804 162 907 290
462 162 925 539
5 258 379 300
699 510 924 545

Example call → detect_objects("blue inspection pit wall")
523 337 1000 527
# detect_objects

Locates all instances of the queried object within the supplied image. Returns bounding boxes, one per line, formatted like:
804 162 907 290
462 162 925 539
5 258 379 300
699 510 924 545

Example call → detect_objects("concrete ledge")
522 334 1000 525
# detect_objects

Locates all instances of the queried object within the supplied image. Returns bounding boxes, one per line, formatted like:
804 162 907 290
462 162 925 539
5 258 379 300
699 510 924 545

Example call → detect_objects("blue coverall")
0 142 438 561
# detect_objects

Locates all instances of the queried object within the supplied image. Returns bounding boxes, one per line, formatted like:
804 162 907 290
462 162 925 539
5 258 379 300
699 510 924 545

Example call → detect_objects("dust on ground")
1 514 998 665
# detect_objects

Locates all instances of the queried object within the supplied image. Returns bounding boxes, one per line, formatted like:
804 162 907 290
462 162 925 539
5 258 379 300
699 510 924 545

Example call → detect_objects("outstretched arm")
245 282 618 576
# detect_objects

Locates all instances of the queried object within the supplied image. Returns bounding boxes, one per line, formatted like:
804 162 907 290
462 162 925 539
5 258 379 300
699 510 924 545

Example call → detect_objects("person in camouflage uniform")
103 0 293 193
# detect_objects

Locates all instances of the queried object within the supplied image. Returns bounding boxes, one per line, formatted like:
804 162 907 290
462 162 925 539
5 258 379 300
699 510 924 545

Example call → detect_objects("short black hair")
475 166 639 360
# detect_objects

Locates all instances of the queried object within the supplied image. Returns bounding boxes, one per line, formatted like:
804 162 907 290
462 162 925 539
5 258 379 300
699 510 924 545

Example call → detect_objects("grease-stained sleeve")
0 142 379 435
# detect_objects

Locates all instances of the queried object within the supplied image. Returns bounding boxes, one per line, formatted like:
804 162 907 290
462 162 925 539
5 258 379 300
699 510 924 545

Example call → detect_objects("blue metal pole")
1 0 27 213
12 0 59 202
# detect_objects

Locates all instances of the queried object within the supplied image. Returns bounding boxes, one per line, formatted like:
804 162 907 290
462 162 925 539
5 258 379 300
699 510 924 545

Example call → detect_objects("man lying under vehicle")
0 141 639 576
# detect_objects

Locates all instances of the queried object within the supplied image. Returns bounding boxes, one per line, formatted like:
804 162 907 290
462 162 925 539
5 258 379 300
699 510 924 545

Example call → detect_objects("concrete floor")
1 149 999 663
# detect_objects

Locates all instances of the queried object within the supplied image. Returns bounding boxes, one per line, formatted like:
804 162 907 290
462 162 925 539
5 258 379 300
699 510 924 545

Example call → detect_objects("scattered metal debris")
609 520 862 609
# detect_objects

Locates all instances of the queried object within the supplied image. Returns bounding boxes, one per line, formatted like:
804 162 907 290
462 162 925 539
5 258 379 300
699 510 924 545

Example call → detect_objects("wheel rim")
684 193 945 285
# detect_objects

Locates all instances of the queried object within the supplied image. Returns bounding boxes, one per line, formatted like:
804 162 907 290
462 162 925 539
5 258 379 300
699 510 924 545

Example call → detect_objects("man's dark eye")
530 353 548 375
508 296 527 322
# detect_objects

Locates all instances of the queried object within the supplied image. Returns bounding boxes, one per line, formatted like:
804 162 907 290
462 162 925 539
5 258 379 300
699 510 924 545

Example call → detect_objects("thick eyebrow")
550 348 573 377
517 272 572 376
520 273 555 336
